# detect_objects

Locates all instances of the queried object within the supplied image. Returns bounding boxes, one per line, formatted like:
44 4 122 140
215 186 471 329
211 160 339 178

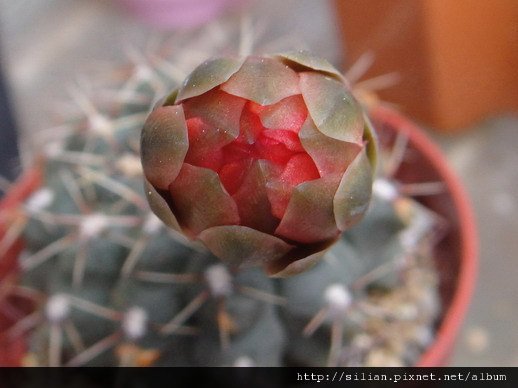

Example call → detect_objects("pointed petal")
259 95 307 132
232 161 279 234
219 158 253 195
183 88 246 140
265 179 291 221
279 153 320 186
169 164 240 236
176 57 245 102
268 251 324 278
184 117 234 171
334 149 373 231
263 155 320 220
276 50 344 80
299 116 361 176
262 129 304 152
162 89 179 106
262 161 291 220
144 179 181 232
255 135 294 165
265 240 336 277
198 225 293 267
299 72 364 145
221 56 300 105
238 101 266 144
141 105 189 190
275 177 340 244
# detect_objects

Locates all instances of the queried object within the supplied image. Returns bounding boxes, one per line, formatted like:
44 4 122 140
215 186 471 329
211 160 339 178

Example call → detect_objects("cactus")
0 40 444 367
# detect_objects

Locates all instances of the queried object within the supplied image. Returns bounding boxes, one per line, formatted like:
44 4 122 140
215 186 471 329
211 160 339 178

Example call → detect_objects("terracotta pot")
0 108 477 366
335 0 518 132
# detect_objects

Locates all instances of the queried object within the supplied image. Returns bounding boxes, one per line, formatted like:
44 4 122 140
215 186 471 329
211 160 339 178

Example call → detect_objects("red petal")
184 117 224 171
259 95 307 132
185 149 223 171
262 129 304 152
185 116 205 139
237 101 265 144
222 142 255 164
280 153 320 186
219 159 253 195
255 136 292 165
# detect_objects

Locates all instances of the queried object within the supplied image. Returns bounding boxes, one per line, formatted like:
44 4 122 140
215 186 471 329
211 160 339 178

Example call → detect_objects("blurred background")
0 0 517 366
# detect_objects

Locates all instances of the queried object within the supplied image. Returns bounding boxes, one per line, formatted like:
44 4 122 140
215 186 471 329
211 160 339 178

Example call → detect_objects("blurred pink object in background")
116 0 246 29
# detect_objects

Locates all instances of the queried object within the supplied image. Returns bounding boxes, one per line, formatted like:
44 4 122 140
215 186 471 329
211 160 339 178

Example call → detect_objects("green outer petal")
182 88 245 140
198 225 293 268
275 50 344 81
299 116 361 176
275 177 340 244
268 251 325 278
144 179 182 232
265 239 336 277
162 89 179 106
169 164 240 236
363 112 378 175
176 57 245 102
333 149 373 231
221 56 300 105
232 161 279 234
141 105 189 190
299 72 364 145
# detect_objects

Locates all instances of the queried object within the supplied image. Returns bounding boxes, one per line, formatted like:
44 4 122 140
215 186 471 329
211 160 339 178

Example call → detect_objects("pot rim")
370 105 478 367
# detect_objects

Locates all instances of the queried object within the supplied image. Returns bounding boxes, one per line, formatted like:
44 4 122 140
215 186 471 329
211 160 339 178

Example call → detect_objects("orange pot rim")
371 106 478 366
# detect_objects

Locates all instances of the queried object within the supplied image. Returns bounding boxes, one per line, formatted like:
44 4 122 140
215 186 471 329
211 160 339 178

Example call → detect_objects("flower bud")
141 51 377 276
